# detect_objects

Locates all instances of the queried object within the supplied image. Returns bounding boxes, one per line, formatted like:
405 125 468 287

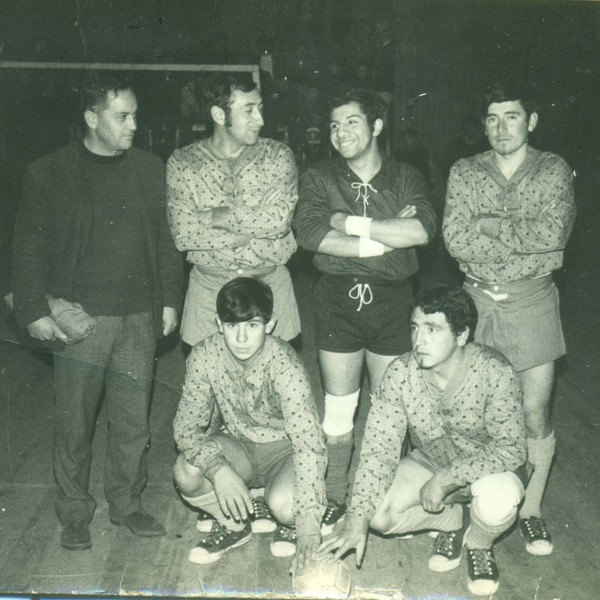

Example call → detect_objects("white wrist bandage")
345 215 372 238
358 237 385 257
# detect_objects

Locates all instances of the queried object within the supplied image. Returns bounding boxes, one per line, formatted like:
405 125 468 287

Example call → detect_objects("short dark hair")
481 80 538 118
80 73 134 113
203 73 257 124
216 277 273 324
416 284 478 342
327 87 386 132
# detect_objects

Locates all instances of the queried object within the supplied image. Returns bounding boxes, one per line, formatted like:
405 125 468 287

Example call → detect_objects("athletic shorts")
181 264 301 345
464 275 566 372
314 274 413 355
217 434 294 489
408 448 527 504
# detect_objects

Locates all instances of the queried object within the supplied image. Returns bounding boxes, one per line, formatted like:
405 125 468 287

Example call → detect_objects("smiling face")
84 88 137 156
484 100 538 159
329 101 382 162
217 316 275 366
410 307 468 372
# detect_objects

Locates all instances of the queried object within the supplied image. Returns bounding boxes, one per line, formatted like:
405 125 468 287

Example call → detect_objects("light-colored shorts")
464 275 566 372
408 448 527 504
181 264 301 345
220 434 294 489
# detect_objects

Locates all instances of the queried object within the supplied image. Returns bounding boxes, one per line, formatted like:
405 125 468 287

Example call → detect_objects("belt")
192 264 278 277
465 274 551 301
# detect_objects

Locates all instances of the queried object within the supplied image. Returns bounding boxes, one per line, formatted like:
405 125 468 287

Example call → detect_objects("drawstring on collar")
350 182 377 217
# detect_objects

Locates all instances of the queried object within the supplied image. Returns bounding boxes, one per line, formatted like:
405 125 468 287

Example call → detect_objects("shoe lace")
323 503 336 521
469 548 494 576
433 531 457 557
323 502 344 523
199 521 229 547
277 525 297 542
524 517 549 539
252 496 272 520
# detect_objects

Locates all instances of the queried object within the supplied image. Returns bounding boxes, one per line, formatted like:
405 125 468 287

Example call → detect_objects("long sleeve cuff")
295 511 323 537
202 455 230 482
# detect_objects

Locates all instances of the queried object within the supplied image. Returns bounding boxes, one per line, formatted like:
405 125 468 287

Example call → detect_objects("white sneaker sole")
251 519 277 534
524 539 553 556
270 540 296 558
188 531 252 564
467 577 500 596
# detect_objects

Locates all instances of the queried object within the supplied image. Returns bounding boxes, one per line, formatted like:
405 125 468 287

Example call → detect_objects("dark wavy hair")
327 87 386 132
203 73 257 126
416 284 478 342
80 73 134 113
217 277 273 324
481 80 538 118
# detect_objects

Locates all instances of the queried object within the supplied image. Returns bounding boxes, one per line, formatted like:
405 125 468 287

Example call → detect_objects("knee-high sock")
467 509 516 550
520 431 556 518
382 503 463 536
182 490 246 532
467 471 523 549
325 440 353 505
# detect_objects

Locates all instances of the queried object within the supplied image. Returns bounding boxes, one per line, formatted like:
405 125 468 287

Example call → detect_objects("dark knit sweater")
12 140 183 338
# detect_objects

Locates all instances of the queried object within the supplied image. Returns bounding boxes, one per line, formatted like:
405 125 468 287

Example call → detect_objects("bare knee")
370 496 413 533
173 454 211 497
265 484 294 526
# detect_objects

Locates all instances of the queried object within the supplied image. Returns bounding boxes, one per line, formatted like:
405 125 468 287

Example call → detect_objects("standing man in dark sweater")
11 75 183 551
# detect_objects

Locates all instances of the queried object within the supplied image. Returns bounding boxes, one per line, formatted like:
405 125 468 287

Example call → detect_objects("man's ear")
266 316 277 334
457 327 470 348
372 118 384 138
84 109 97 130
528 112 539 132
211 105 226 126
216 316 224 333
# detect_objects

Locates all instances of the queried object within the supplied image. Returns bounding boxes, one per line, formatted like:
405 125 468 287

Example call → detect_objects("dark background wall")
1 0 599 295
1 0 598 156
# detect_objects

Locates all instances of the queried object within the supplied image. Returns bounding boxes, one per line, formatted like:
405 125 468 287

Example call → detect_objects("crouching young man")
172 277 327 571
318 284 527 596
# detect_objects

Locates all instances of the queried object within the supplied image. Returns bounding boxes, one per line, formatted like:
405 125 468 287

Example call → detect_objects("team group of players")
11 72 574 597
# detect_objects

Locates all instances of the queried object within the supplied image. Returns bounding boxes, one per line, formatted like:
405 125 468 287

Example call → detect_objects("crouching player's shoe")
519 516 553 556
270 524 297 557
428 526 467 572
250 496 277 533
189 521 252 564
321 501 346 536
466 547 500 596
195 509 214 533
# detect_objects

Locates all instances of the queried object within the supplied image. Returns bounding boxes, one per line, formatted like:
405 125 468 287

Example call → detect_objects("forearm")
443 216 514 263
317 230 391 258
495 205 576 254
350 216 429 248
220 197 296 239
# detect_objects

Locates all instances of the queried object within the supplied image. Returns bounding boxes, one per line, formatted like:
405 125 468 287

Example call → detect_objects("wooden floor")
2 170 600 599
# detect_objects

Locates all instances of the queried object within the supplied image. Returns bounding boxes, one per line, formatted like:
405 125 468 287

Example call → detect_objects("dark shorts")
314 274 413 355
465 275 566 372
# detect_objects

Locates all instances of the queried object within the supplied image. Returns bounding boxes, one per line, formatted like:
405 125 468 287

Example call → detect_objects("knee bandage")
322 391 360 437
471 472 524 527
